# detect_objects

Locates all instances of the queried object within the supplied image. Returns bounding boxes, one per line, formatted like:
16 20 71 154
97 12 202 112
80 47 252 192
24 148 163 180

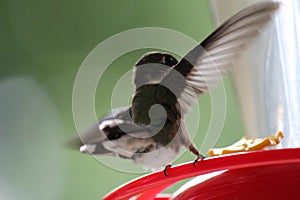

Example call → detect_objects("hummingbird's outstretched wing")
161 1 279 115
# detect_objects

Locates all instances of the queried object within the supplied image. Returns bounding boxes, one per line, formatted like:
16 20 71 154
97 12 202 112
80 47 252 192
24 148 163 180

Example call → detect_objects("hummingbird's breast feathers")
132 144 186 170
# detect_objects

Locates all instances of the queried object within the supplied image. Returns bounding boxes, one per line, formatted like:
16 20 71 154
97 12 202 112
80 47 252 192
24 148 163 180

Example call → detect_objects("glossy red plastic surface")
174 163 300 199
103 148 300 200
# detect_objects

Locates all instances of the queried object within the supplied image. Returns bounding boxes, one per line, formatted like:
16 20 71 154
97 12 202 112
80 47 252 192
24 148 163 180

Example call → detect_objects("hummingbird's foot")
189 144 205 167
163 164 172 177
193 154 205 167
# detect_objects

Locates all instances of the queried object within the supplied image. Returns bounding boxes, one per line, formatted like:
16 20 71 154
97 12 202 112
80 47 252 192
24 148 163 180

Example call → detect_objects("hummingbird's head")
135 52 178 67
133 52 179 87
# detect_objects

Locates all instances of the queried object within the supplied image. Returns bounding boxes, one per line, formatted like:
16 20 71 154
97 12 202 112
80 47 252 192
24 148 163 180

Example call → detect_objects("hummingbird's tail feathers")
74 106 156 157
79 143 114 155
64 122 106 154
73 107 131 150
65 135 112 155
162 1 280 116
77 122 107 146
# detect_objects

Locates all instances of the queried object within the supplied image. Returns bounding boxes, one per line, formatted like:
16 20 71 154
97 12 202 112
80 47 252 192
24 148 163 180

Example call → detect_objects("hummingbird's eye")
167 56 173 62
164 56 177 66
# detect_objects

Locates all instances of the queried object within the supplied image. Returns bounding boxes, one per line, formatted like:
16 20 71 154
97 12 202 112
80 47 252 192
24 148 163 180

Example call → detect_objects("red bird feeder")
103 148 300 200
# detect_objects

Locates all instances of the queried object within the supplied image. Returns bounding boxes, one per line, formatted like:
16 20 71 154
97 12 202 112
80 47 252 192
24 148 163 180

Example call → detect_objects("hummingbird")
74 2 279 173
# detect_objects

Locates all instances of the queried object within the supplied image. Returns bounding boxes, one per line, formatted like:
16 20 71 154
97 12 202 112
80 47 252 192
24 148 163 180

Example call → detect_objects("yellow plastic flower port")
209 131 284 157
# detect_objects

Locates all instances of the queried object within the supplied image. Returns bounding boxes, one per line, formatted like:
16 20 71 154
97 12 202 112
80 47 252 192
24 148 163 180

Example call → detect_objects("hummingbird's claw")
189 144 205 167
163 164 172 177
193 154 205 167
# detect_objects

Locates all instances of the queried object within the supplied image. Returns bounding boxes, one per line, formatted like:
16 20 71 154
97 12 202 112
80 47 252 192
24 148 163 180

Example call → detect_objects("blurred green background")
0 0 244 199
